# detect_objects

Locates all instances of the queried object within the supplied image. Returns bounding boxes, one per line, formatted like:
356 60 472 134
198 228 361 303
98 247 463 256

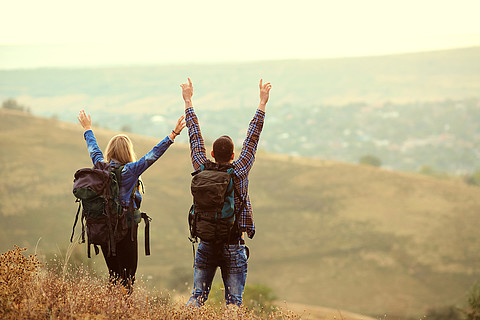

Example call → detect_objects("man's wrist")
184 100 193 108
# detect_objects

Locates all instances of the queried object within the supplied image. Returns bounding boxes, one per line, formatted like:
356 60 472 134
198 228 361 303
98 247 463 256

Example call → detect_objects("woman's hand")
169 115 186 140
78 110 92 131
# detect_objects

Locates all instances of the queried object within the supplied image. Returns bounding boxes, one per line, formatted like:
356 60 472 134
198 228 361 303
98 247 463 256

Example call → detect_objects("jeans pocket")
226 245 248 274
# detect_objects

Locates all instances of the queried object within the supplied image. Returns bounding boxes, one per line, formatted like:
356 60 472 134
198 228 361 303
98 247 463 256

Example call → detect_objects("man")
181 78 272 307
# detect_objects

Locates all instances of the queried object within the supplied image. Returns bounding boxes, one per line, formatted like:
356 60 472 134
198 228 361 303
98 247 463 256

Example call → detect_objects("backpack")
70 161 151 258
188 161 246 244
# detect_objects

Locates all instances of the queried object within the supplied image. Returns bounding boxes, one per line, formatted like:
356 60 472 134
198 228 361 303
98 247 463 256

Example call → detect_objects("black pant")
101 224 138 293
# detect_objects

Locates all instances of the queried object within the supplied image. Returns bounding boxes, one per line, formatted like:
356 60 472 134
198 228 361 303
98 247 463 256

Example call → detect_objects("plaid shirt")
185 106 265 239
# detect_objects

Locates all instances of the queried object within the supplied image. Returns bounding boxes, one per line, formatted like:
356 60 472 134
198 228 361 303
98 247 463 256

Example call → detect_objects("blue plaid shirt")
185 106 265 239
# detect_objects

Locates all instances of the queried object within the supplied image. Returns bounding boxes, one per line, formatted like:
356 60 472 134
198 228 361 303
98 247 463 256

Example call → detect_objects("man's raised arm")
235 79 271 175
181 78 207 170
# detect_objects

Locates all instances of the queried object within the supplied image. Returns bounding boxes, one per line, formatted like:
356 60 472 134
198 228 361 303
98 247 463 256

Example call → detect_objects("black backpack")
70 161 151 258
188 161 246 244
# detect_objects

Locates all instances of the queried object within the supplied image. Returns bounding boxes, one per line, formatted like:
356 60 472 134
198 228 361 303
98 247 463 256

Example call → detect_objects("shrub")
425 305 461 320
466 282 480 320
0 246 41 315
464 170 480 186
359 154 382 167
418 165 450 179
208 282 277 314
243 283 277 314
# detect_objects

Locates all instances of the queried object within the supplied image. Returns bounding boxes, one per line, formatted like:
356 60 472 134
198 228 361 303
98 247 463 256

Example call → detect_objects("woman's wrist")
169 129 180 141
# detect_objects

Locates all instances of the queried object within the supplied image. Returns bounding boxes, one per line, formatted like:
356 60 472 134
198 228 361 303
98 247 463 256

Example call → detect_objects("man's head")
211 135 234 163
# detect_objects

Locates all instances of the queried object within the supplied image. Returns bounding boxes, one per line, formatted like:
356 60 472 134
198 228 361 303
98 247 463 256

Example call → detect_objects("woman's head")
105 134 136 164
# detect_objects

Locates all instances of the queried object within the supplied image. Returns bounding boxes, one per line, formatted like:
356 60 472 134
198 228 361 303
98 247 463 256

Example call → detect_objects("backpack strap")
70 199 87 244
100 163 123 258
123 176 151 256
141 212 152 255
104 173 117 257
87 243 100 259
110 165 136 245
128 180 138 242
80 213 85 243
70 199 82 243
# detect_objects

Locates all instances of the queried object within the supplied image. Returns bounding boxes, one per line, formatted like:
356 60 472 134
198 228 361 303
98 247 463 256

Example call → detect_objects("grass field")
1 109 479 319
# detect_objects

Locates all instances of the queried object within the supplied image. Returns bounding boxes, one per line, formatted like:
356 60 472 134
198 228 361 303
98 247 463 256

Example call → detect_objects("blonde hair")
105 134 137 164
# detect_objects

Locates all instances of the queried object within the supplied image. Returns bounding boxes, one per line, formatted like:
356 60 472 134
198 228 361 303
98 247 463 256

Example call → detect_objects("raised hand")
169 115 186 140
259 79 272 111
78 109 92 131
180 78 194 107
174 115 186 134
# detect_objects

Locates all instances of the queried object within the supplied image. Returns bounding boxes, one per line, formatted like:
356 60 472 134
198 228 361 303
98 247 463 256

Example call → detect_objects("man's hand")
259 79 272 111
180 78 194 109
78 109 92 131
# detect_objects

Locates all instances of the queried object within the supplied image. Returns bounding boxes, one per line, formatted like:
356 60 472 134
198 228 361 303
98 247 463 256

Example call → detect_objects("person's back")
77 109 186 293
181 78 272 306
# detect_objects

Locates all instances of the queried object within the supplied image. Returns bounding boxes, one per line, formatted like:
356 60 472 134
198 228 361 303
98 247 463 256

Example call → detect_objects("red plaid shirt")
185 107 265 239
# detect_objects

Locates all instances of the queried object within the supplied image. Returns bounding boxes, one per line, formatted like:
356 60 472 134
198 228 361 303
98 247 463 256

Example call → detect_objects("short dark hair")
212 135 234 163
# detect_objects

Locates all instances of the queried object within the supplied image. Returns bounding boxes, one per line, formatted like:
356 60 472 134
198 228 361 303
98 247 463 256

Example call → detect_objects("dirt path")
274 301 377 320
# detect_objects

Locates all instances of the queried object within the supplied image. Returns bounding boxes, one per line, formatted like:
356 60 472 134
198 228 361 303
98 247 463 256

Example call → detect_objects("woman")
77 109 185 292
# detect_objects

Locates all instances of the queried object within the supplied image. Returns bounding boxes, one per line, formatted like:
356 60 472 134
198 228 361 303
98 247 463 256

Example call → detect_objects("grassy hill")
2 46 480 174
1 109 479 319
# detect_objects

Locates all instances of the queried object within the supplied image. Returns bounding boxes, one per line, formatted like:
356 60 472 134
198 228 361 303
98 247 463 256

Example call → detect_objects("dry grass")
0 246 300 320
3 109 480 317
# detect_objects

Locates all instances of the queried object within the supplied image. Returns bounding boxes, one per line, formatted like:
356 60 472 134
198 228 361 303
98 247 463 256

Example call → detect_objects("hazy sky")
1 0 480 68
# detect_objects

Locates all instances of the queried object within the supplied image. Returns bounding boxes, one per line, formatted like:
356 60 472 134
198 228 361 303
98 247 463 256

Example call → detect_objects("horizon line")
1 44 479 71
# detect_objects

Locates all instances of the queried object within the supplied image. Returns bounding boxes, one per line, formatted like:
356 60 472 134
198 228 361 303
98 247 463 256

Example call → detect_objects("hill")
1 109 479 319
1 46 480 173
2 46 479 109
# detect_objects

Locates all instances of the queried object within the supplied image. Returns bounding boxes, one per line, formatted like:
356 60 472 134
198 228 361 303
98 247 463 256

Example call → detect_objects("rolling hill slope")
2 46 480 173
1 109 479 319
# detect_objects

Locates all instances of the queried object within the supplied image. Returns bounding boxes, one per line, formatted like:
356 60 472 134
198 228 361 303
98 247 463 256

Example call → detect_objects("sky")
1 0 480 69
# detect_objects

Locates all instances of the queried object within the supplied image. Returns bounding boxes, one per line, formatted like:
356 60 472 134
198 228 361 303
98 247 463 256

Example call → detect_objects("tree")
120 125 132 133
359 155 382 167
2 98 29 113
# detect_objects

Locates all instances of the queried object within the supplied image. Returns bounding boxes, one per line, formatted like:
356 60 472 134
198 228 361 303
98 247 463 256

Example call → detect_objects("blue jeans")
187 241 248 307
